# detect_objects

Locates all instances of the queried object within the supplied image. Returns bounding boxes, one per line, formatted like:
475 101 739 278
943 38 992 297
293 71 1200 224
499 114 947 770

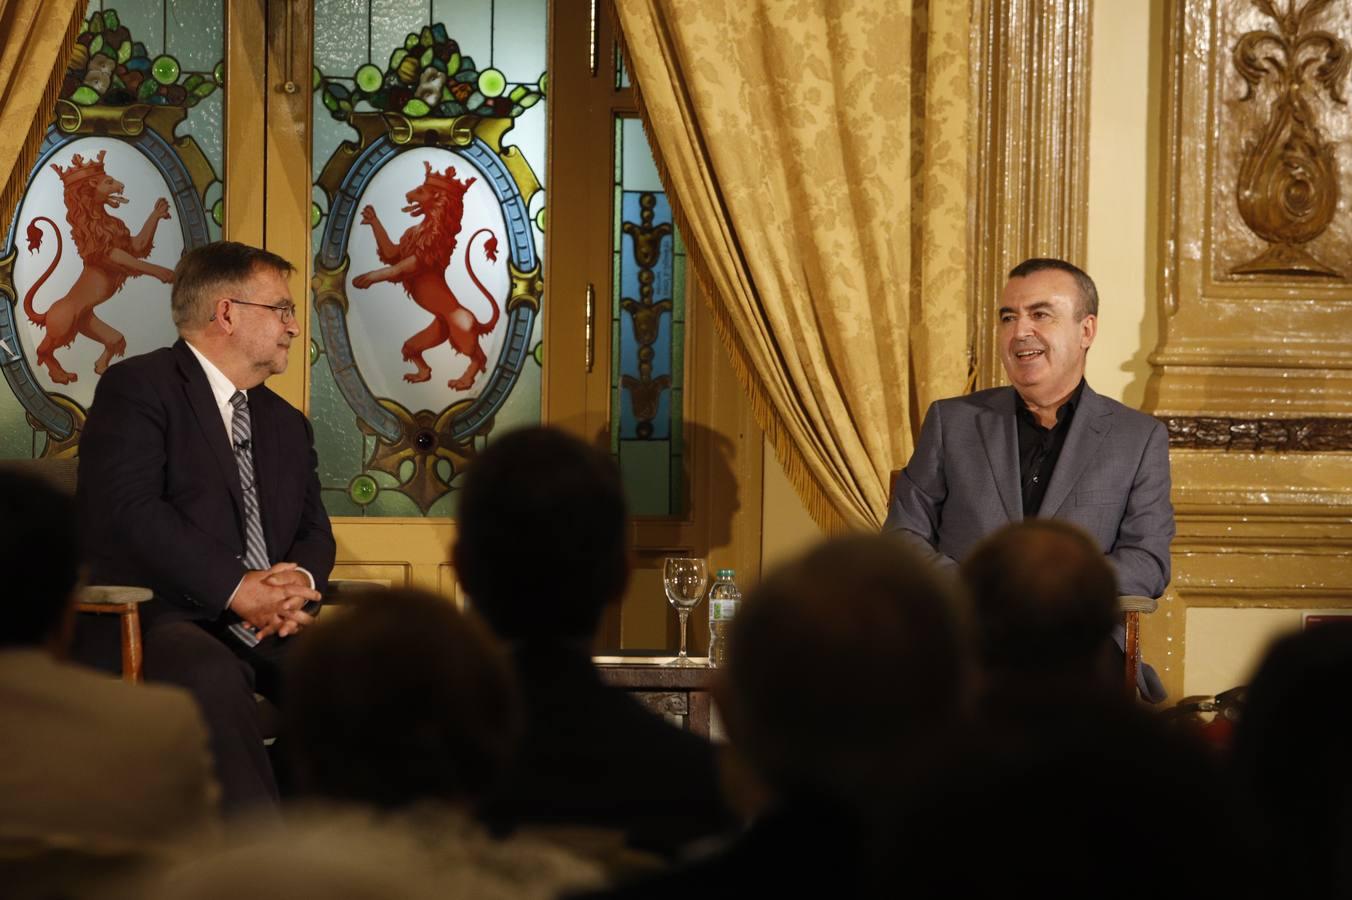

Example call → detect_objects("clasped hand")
231 562 322 640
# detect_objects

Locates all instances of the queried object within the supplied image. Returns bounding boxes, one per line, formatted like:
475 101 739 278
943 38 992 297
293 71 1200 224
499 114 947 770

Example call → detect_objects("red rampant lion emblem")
352 161 502 390
23 149 175 384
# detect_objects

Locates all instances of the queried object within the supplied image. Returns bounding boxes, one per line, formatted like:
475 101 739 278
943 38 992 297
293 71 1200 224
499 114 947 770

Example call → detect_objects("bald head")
962 520 1117 674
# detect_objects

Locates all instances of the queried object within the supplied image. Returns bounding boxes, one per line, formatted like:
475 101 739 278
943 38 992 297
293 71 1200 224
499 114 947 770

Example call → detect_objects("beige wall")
1085 0 1161 410
759 439 823 575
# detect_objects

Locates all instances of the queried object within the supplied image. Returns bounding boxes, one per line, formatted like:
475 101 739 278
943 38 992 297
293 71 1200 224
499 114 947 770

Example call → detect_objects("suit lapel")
174 340 244 514
977 388 1023 523
1038 383 1112 518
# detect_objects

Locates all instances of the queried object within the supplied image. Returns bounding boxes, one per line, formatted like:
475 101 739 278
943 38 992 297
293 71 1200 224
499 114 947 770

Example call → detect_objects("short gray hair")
171 241 295 331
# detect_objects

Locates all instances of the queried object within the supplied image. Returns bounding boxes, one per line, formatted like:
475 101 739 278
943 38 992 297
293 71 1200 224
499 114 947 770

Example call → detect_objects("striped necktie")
230 391 269 571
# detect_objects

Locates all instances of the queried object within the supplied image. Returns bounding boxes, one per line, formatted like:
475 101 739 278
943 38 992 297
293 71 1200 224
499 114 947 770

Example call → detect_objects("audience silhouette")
453 426 732 857
584 534 973 898
145 586 602 900
888 520 1251 899
0 469 217 895
283 587 519 811
6 441 1350 899
1230 624 1352 898
962 518 1121 698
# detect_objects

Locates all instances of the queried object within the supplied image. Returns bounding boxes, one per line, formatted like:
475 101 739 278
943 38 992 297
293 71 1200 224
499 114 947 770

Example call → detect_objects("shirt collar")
1017 378 1086 428
184 340 241 410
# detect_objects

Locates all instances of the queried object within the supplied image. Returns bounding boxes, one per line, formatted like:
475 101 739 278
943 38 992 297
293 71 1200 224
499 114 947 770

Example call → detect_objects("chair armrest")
323 579 387 603
77 585 154 608
1118 595 1158 615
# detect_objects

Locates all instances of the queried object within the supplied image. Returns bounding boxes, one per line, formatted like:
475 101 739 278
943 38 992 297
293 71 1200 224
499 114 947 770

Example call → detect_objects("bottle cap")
717 568 735 579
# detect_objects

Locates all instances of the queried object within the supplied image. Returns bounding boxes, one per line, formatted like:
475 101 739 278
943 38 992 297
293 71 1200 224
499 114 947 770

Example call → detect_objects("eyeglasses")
225 298 296 324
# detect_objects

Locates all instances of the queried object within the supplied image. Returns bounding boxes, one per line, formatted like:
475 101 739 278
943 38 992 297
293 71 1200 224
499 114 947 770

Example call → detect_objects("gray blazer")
883 383 1174 598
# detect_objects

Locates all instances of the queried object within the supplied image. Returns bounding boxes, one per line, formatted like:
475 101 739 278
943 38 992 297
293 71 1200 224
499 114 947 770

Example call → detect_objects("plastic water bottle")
707 568 741 668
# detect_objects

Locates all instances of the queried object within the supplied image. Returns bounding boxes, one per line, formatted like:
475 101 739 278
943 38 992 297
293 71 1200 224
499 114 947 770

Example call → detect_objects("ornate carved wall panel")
1139 451 1352 701
969 0 1092 387
1145 0 1352 702
1151 0 1352 420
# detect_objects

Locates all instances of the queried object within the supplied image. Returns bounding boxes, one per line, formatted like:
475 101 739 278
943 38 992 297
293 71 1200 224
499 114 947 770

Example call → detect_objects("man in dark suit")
454 427 732 857
78 241 335 812
884 258 1172 698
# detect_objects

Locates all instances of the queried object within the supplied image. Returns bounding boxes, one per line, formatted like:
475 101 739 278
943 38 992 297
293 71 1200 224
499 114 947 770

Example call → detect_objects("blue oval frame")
0 126 211 441
314 136 539 444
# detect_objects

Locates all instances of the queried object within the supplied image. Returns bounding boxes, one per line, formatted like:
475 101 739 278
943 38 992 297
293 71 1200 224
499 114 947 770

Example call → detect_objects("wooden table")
593 655 720 739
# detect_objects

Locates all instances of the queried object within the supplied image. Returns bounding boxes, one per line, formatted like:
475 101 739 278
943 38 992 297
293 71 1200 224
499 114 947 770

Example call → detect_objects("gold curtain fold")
615 0 969 532
0 0 82 240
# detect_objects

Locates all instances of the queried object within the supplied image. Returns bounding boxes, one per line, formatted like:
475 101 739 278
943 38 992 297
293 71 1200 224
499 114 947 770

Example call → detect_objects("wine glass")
663 557 708 667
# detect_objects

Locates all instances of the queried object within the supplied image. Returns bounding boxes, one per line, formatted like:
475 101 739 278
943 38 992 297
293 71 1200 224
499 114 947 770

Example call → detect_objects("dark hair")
0 469 81 647
172 241 295 330
283 587 520 809
454 427 629 641
1008 257 1099 319
726 535 971 807
961 519 1117 672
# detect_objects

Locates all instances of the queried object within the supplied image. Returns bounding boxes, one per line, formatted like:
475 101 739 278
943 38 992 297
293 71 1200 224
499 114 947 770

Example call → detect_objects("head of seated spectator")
1230 624 1352 897
721 535 972 817
0 469 82 653
961 519 1119 696
283 587 519 812
453 426 628 643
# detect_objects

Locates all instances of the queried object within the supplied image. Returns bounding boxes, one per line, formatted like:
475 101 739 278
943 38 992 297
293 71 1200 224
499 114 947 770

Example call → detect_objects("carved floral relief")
1215 0 1352 280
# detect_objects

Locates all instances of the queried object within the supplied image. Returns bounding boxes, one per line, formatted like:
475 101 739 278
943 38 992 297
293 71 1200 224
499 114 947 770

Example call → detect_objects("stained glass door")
0 1 232 458
309 1 547 520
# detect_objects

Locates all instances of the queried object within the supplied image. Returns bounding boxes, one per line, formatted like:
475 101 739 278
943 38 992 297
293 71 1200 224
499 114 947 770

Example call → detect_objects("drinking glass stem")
677 608 690 658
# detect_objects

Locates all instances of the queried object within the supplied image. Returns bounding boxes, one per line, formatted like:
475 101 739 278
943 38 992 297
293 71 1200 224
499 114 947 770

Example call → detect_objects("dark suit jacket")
883 383 1173 598
78 339 335 625
483 641 732 857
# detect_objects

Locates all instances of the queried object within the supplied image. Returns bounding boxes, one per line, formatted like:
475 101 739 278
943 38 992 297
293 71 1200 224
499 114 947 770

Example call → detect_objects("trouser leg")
143 621 279 814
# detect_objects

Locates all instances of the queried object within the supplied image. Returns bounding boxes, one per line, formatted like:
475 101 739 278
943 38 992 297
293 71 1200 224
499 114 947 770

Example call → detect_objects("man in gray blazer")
884 259 1173 695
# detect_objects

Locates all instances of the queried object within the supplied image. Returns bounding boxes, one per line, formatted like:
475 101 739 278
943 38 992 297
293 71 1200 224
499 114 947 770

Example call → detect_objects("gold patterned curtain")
0 0 82 238
615 0 970 532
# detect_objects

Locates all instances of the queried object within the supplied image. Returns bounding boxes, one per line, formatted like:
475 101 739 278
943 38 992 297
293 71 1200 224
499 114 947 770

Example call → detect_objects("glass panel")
0 1 225 459
616 42 630 89
311 0 547 518
611 116 686 516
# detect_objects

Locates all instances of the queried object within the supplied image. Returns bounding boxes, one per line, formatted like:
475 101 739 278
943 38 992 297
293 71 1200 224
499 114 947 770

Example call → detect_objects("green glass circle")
211 199 224 226
312 65 321 91
532 341 543 367
537 71 548 97
310 202 322 229
349 474 378 506
152 55 180 85
214 61 225 85
308 339 319 366
477 68 506 98
534 207 545 231
355 63 383 93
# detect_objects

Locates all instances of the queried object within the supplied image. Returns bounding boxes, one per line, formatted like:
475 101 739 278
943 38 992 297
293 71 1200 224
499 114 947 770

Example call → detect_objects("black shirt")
1016 380 1085 516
